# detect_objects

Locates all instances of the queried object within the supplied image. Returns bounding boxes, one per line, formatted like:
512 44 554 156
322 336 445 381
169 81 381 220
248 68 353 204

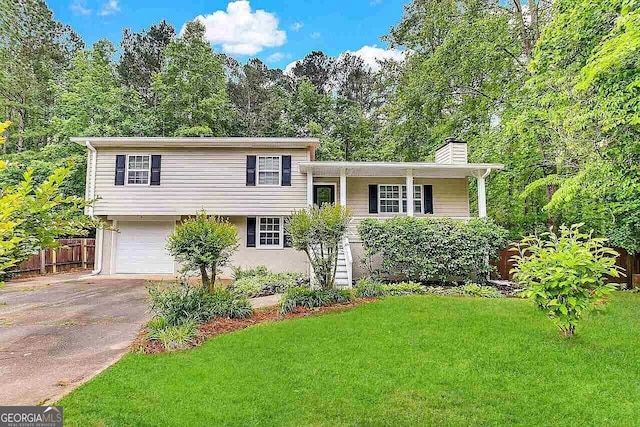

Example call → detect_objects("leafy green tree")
52 40 151 138
117 21 176 105
287 205 352 289
166 212 239 292
0 0 83 152
512 224 622 337
0 147 96 281
152 21 230 136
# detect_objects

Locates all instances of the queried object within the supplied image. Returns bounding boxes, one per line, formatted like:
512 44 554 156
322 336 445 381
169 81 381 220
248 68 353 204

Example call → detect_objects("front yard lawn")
59 293 640 426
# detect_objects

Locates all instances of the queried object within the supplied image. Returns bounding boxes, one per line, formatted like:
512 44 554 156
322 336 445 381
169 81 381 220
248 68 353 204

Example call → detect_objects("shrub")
287 205 352 289
208 290 253 319
383 282 426 296
148 284 214 326
358 217 508 282
148 284 253 326
227 269 307 298
167 211 239 292
354 278 426 298
155 321 198 351
278 286 352 314
511 224 622 337
354 278 386 298
423 285 505 298
232 265 269 280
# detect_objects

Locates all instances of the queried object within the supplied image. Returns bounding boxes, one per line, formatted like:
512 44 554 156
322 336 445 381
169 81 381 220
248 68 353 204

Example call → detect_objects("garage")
115 221 175 274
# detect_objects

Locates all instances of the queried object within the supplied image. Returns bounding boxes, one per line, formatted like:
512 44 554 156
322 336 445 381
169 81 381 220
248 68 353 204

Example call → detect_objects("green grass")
59 293 640 426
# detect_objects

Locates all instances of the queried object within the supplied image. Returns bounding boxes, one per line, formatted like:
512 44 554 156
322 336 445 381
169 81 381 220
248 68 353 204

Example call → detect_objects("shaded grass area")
59 293 640 426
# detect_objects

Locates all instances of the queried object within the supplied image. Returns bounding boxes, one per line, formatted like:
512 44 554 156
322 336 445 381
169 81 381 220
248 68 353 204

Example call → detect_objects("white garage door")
115 221 175 274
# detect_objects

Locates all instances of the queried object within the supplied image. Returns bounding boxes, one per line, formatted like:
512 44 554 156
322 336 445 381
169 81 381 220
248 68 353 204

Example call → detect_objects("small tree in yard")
1 121 96 283
167 212 238 292
287 204 351 289
511 224 623 337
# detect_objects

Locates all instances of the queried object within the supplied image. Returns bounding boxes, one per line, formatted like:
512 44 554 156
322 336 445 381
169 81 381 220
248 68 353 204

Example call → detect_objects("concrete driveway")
0 273 149 405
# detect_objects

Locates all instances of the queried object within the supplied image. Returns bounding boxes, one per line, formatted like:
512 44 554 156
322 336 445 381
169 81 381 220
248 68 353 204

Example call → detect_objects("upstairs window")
127 155 150 185
257 156 281 186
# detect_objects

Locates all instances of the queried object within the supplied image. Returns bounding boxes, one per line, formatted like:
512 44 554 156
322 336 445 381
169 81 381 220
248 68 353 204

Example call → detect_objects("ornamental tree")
166 212 238 292
287 205 351 289
1 121 96 282
511 224 622 337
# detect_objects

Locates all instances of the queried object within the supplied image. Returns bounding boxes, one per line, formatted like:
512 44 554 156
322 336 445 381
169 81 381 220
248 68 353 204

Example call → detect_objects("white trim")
377 184 424 214
124 154 151 186
256 216 284 249
85 141 97 216
339 169 347 207
306 171 313 206
406 170 414 217
256 155 282 187
110 219 118 274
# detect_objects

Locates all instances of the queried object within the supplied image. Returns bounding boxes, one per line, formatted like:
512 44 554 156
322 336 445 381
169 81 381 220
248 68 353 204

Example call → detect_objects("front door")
313 185 335 206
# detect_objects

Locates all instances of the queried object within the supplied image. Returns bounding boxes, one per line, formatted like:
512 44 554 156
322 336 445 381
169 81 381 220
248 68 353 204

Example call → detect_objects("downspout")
85 141 103 275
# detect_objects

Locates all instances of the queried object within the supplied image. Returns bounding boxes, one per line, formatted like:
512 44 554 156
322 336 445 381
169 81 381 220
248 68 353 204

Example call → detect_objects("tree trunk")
17 107 25 152
513 0 533 60
210 262 217 293
200 265 210 290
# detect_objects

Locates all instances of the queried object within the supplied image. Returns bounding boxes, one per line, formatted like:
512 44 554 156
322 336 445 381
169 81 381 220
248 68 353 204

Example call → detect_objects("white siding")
91 147 309 216
435 142 467 164
341 177 470 242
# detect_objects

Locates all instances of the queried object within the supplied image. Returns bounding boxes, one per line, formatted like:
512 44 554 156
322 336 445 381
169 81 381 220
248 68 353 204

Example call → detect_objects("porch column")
340 168 347 207
406 169 414 216
477 168 490 218
307 171 314 206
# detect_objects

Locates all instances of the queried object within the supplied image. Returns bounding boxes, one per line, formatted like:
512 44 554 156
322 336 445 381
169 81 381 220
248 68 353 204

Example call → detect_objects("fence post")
52 248 57 274
40 250 46 274
81 239 87 269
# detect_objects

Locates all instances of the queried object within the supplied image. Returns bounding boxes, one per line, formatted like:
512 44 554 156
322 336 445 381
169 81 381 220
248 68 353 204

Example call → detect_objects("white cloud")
98 0 120 16
70 0 92 15
310 32 321 39
291 22 303 32
342 44 407 71
188 1 286 56
266 52 291 63
284 59 300 75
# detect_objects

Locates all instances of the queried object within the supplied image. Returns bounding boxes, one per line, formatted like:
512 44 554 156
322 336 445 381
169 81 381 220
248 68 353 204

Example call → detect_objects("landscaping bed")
134 298 374 354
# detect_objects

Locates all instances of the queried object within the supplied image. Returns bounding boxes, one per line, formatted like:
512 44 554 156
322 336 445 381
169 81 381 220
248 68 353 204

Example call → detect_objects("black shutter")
115 155 126 185
423 185 434 214
247 217 256 247
246 156 256 186
150 155 161 185
368 185 378 214
283 217 292 247
281 155 291 186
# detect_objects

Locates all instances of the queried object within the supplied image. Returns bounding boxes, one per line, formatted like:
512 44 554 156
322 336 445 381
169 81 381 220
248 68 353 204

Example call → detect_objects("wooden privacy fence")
493 246 640 288
15 238 95 276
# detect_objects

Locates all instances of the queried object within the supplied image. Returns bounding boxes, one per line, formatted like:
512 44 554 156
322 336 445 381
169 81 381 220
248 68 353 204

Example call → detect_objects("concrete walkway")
0 274 149 405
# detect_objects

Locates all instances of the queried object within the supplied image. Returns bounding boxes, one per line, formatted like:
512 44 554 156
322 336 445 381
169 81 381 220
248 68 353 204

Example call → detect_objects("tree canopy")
1 0 638 251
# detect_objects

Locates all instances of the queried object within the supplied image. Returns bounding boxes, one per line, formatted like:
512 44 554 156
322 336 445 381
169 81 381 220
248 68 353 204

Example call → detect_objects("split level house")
73 136 503 287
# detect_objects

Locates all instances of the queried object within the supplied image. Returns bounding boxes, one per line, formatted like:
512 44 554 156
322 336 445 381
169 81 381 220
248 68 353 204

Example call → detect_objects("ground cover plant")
59 293 640 425
227 266 307 298
145 282 252 351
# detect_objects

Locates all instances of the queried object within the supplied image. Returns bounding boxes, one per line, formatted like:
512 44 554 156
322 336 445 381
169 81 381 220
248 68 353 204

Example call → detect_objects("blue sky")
47 0 408 70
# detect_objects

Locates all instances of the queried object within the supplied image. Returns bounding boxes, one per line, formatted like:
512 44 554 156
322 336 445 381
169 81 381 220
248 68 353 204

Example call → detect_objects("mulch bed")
133 298 376 354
